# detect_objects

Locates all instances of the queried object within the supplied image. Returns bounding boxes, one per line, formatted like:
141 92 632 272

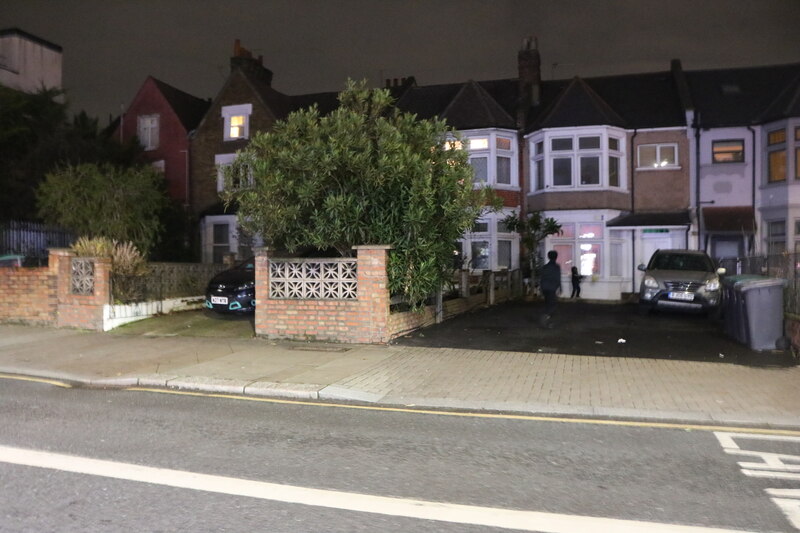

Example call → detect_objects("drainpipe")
694 113 702 251
747 125 756 255
630 129 638 293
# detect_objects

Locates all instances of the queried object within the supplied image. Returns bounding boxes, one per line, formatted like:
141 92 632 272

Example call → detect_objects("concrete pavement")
1 323 799 428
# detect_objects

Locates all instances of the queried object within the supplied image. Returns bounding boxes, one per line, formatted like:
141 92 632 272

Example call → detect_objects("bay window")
530 128 625 192
767 128 786 183
551 222 604 276
459 210 520 271
461 130 518 188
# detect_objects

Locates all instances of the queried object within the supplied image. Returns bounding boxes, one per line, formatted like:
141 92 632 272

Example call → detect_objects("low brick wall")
0 265 57 326
254 246 392 344
388 293 487 339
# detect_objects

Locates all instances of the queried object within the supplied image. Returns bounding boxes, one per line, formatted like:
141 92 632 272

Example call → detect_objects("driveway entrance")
392 300 794 366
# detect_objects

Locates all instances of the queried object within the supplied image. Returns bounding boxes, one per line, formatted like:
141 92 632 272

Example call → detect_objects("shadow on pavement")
392 299 797 367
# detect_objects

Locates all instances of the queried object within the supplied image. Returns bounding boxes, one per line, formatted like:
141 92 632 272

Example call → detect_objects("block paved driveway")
392 299 797 366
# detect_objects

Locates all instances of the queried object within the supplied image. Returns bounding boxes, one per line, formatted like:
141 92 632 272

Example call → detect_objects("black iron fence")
111 262 229 305
0 220 74 264
718 254 800 314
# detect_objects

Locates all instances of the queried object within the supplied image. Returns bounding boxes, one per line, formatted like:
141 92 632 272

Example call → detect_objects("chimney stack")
230 39 273 86
518 36 541 107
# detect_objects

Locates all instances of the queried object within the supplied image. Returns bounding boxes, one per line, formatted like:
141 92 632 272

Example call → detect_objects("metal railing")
0 220 74 264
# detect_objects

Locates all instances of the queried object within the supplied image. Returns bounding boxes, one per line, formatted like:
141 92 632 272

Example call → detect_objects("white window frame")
460 129 519 190
459 209 520 271
529 127 626 192
222 103 252 141
636 143 679 170
215 153 236 192
137 114 159 151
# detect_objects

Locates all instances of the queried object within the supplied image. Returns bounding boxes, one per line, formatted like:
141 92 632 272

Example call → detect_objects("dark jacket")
540 261 562 292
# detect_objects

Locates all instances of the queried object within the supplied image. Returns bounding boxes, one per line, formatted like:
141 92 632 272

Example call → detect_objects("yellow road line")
125 386 800 437
0 373 72 388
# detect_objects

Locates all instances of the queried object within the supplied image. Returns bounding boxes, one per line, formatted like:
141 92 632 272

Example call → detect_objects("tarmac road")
392 299 797 366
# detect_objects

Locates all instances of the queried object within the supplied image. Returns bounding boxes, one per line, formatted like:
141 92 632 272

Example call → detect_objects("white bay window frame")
529 127 626 193
460 129 519 190
459 209 520 271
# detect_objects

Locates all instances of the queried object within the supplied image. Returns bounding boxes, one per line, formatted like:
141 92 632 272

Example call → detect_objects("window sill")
635 166 682 172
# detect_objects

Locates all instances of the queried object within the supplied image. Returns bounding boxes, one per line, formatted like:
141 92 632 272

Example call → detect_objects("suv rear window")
649 253 714 272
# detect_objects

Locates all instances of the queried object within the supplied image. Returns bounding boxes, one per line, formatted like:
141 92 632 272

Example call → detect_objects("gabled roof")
525 70 687 132
531 77 626 130
150 77 209 131
686 63 800 127
396 79 517 130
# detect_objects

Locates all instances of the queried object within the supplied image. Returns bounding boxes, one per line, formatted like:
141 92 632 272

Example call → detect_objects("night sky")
3 0 799 123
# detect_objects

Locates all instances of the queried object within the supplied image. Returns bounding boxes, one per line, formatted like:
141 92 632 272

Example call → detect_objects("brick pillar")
353 245 392 343
253 246 271 336
52 249 112 331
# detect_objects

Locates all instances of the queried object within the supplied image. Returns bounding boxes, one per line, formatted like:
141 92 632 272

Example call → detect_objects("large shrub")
223 80 497 309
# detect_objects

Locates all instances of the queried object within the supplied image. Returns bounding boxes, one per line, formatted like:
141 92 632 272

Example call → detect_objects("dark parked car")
205 257 255 314
638 249 726 316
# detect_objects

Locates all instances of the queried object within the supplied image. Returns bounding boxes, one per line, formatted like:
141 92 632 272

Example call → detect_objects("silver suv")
638 249 726 315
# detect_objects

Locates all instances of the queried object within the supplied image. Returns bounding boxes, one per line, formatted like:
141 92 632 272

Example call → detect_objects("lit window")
137 115 159 151
496 137 512 150
712 140 744 163
222 104 252 141
469 138 489 150
229 115 246 139
637 143 678 169
768 129 786 145
769 150 786 182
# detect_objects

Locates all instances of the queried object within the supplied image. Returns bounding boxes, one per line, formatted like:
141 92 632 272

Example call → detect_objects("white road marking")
715 432 800 530
0 444 760 533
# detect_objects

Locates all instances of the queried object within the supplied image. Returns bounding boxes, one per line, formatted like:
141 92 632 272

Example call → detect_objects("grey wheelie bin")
721 275 762 344
736 277 787 351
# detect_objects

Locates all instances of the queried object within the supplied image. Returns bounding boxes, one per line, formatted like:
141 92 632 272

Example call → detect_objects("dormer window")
222 104 252 141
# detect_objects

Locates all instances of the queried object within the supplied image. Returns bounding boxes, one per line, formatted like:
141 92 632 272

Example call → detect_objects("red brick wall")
254 246 392 344
51 249 111 331
0 265 57 326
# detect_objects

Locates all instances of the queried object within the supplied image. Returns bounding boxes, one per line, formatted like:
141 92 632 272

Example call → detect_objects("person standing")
539 250 562 327
570 266 583 298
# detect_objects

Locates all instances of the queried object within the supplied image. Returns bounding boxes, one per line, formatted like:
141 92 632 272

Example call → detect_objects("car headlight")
643 275 659 289
705 278 720 291
236 281 255 291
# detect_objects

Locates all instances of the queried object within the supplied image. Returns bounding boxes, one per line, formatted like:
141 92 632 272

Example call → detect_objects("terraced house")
181 39 799 301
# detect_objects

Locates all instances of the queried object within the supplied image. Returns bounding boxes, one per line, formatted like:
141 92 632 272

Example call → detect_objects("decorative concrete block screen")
71 258 95 295
254 246 391 344
269 258 358 300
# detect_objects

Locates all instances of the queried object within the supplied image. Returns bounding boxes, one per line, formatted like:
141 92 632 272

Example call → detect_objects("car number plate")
211 296 228 305
668 291 694 301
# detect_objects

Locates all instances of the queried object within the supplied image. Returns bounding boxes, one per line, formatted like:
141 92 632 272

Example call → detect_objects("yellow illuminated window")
229 115 245 138
469 138 489 150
